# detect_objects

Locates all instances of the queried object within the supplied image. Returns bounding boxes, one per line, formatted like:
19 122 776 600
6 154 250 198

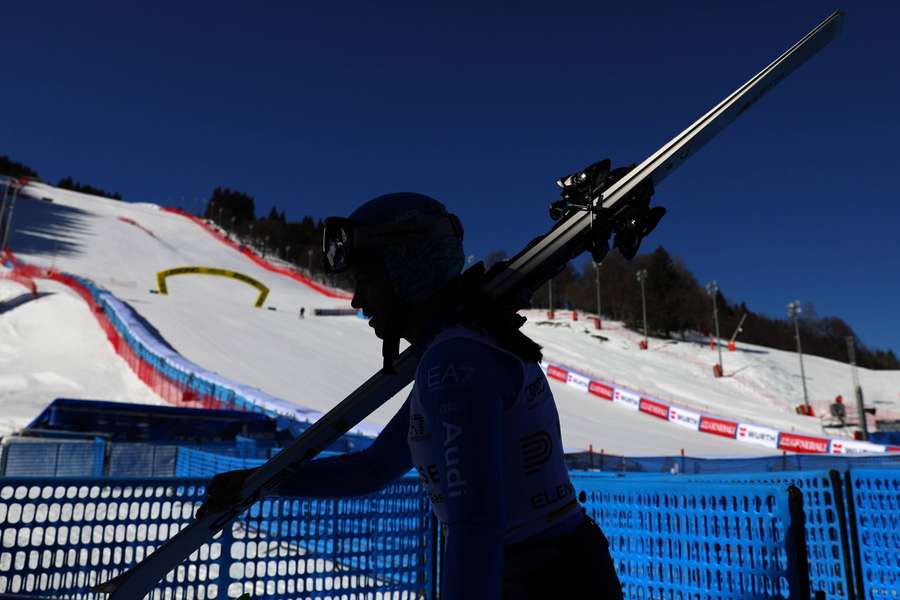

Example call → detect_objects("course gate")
156 266 269 307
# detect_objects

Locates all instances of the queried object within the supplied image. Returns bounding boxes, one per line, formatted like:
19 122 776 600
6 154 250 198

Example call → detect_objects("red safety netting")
2 250 224 411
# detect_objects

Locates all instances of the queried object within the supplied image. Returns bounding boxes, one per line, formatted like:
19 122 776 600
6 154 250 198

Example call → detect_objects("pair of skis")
93 11 844 598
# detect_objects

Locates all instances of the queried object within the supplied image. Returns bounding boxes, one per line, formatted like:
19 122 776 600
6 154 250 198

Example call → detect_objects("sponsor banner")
639 398 669 420
888 447 900 453
778 432 830 454
566 372 590 392
829 439 887 454
699 416 738 439
736 423 779 448
668 406 700 430
547 365 568 382
613 389 640 411
588 381 614 400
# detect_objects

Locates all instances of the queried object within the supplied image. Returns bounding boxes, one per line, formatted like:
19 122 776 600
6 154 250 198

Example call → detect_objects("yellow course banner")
156 266 270 308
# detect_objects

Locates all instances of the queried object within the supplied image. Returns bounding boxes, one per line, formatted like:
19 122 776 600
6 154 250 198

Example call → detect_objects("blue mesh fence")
0 478 216 599
571 473 809 599
845 469 900 600
566 451 900 474
573 470 853 599
0 476 432 599
107 445 178 478
0 440 105 478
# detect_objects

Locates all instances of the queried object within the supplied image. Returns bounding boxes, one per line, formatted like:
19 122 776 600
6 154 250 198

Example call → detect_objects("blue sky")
4 1 899 353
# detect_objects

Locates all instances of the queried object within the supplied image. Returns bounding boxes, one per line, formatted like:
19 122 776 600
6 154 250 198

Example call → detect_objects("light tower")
706 281 723 376
787 301 810 410
635 268 648 349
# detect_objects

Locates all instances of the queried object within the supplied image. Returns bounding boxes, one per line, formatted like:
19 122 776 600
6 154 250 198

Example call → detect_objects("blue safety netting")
0 476 434 600
566 451 900 474
573 469 853 600
846 469 900 600
571 473 808 599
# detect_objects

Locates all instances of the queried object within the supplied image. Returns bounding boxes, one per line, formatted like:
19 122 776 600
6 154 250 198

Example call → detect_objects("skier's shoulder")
416 325 525 389
422 324 521 362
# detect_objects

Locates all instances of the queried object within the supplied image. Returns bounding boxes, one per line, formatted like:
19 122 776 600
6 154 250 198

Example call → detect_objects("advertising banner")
613 389 640 411
736 423 779 448
777 432 830 454
668 406 700 430
566 372 590 392
639 398 669 420
547 365 568 382
699 416 738 439
588 381 614 400
829 439 886 454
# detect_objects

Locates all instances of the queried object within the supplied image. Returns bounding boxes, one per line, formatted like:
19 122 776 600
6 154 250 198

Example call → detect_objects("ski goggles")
322 214 463 274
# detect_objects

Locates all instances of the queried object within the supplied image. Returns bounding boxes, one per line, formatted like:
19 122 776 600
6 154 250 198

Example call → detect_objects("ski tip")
90 571 129 594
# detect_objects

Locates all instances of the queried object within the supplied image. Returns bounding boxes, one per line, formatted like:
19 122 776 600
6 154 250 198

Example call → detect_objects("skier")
199 193 622 599
299 307 305 319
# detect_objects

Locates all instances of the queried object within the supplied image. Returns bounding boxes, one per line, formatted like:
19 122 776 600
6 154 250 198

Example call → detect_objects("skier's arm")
273 398 413 498
417 338 522 600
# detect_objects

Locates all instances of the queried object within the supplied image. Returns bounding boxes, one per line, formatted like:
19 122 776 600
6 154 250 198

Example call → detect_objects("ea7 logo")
520 431 553 475
426 363 476 390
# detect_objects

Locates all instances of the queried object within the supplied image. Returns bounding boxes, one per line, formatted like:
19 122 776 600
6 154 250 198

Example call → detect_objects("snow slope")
0 277 164 433
5 181 899 455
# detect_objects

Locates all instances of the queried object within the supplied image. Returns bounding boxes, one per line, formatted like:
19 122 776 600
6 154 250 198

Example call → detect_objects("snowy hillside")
3 180 899 456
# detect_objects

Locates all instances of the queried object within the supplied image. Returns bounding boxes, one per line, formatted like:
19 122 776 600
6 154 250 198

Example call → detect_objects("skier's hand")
196 468 257 520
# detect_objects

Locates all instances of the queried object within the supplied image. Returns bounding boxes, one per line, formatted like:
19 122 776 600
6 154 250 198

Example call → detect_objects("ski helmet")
323 192 464 302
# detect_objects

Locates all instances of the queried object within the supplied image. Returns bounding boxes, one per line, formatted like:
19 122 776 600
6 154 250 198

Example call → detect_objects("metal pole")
0 180 10 234
594 262 602 317
0 183 22 251
548 279 553 312
728 313 748 344
636 269 648 347
706 281 723 372
845 336 869 440
787 301 810 408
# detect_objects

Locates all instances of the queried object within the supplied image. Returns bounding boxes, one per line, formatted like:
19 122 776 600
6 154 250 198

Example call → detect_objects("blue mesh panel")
572 475 806 599
847 469 900 600
0 476 432 599
232 479 432 599
2 441 101 477
574 470 852 599
107 445 177 478
0 478 218 599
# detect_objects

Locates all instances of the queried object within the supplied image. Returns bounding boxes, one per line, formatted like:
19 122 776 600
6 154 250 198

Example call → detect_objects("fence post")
828 470 857 600
843 471 866 600
786 486 811 600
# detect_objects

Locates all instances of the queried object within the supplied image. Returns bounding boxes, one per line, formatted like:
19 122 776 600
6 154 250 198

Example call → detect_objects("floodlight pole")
845 336 869 441
0 180 10 240
548 279 554 312
0 178 24 251
787 301 810 408
594 261 602 318
706 281 723 373
636 269 648 348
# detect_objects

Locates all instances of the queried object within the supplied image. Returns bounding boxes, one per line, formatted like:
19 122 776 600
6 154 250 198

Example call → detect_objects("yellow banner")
156 266 269 307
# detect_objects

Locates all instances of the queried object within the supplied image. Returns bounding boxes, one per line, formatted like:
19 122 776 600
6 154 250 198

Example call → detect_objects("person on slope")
198 192 623 599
